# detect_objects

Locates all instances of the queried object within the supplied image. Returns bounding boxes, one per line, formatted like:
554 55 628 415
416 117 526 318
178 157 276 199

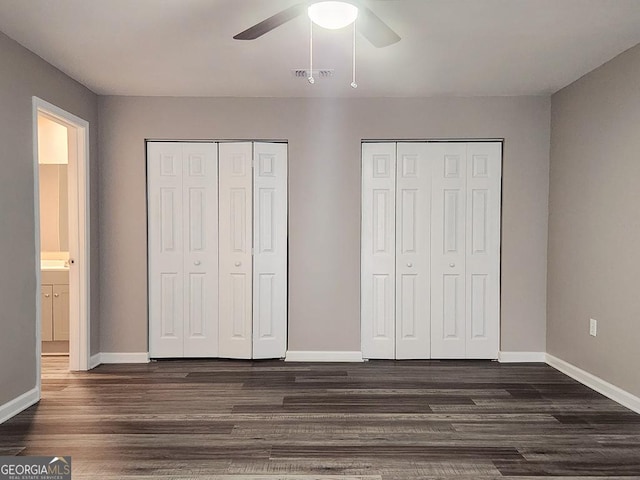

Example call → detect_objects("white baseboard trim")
498 351 546 363
0 387 39 424
285 351 364 362
99 352 150 364
545 354 640 414
89 353 101 369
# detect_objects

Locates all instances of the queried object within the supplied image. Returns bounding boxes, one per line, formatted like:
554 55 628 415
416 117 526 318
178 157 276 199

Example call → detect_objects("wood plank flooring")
1 357 639 479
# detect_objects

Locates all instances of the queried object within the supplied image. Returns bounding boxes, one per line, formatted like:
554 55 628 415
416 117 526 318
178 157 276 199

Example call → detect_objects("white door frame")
32 97 91 384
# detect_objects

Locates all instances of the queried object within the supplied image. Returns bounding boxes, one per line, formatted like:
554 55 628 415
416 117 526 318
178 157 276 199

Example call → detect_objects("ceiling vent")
292 69 334 79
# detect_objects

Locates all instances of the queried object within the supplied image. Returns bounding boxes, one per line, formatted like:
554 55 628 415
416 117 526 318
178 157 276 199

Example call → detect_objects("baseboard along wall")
545 353 640 415
89 353 101 369
285 351 364 362
0 387 39 424
95 352 150 364
498 351 547 363
499 351 640 415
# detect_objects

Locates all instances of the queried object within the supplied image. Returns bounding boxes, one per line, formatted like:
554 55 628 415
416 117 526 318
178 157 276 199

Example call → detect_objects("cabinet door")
41 285 53 342
218 142 253 359
148 142 185 358
53 284 70 341
252 142 288 359
430 143 467 359
396 143 431 359
182 143 219 357
361 143 396 359
465 143 501 359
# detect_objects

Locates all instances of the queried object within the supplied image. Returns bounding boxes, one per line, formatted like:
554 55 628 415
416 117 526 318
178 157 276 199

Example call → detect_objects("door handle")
44 294 50 298
235 261 242 267
406 263 413 268
449 263 455 268
54 293 59 298
194 260 201 266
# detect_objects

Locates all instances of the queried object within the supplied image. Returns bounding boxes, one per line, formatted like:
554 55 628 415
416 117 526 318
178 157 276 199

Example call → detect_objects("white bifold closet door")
361 143 432 359
361 141 501 360
430 143 467 358
252 142 288 359
218 143 253 358
361 143 396 359
148 142 219 358
149 141 287 360
430 142 501 358
218 142 288 360
396 143 432 359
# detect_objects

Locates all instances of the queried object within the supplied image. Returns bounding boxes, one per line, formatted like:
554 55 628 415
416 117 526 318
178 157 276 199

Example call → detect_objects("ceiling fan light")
308 1 358 30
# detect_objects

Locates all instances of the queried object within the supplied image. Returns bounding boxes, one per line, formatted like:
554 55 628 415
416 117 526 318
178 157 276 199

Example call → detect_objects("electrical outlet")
589 318 598 337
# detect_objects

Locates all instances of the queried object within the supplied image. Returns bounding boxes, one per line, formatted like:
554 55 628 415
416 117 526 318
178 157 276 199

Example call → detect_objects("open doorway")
33 97 90 385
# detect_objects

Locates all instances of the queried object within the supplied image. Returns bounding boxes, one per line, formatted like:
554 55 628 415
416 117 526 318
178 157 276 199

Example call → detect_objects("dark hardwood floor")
1 357 640 479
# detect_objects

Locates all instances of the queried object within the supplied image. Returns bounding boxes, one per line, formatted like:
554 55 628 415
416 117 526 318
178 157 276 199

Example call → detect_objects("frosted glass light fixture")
308 1 359 30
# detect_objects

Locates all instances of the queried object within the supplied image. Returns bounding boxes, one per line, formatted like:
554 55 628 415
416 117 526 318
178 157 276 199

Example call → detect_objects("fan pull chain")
308 19 315 84
351 20 357 88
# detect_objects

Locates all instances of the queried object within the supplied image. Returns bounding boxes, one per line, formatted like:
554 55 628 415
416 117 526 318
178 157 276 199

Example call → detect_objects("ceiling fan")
233 1 401 48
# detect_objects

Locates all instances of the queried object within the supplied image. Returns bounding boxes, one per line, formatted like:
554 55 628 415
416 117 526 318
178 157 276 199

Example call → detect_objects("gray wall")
0 31 99 406
548 44 640 397
98 96 550 354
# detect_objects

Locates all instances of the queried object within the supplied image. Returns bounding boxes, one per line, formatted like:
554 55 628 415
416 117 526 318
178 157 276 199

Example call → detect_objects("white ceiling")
0 0 639 97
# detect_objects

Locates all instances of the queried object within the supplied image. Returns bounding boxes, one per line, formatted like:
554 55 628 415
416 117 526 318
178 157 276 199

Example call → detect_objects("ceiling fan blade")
234 3 308 40
357 5 400 47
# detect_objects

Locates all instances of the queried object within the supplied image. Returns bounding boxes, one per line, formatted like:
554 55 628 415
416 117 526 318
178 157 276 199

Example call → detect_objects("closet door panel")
395 143 431 359
253 143 288 359
361 143 396 359
465 143 501 359
430 143 467 359
219 143 253 359
182 143 218 357
148 142 184 358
